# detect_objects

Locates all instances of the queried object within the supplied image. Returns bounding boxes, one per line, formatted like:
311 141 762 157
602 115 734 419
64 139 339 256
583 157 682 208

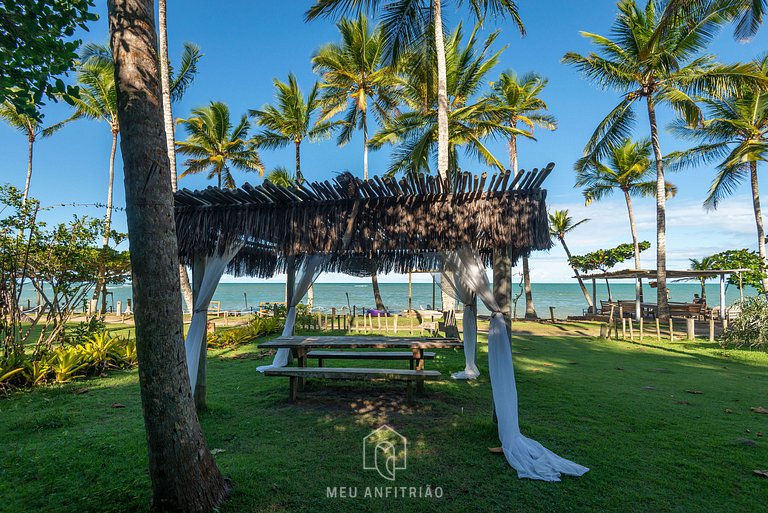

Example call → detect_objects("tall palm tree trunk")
158 0 177 193
646 97 668 319
624 188 644 302
23 132 34 202
295 141 303 183
507 124 517 173
107 0 229 508
371 268 385 311
158 0 194 313
94 128 119 314
522 255 537 319
362 108 369 180
560 237 594 312
509 134 536 318
433 0 449 179
750 161 768 293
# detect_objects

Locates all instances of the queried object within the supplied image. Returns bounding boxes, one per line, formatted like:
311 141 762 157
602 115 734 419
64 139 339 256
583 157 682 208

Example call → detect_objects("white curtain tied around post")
185 242 244 393
432 270 479 380
443 247 589 481
257 254 326 372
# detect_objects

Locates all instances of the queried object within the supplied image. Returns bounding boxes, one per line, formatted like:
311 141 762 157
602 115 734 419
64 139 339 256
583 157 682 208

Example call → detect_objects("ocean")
22 281 752 319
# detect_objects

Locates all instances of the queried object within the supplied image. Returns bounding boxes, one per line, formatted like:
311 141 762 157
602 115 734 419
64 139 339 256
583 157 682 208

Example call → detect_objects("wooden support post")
394 314 398 334
655 318 661 340
686 318 695 341
669 318 675 342
384 316 389 333
549 306 556 323
599 323 609 338
607 306 615 339
331 308 336 331
377 314 382 332
619 306 625 339
492 246 514 425
709 317 715 342
192 256 208 410
719 273 726 321
723 318 729 331
639 317 644 341
628 318 634 340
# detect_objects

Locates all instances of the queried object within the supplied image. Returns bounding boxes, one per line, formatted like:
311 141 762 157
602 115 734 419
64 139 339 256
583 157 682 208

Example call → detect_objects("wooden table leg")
298 348 307 391
413 348 425 394
289 376 298 402
406 381 414 406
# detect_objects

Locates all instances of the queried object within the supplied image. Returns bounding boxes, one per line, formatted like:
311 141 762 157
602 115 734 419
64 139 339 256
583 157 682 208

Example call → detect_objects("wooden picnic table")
260 335 461 368
260 336 461 392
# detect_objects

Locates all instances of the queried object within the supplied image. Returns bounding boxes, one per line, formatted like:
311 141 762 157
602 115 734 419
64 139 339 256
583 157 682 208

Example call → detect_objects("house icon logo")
363 425 407 481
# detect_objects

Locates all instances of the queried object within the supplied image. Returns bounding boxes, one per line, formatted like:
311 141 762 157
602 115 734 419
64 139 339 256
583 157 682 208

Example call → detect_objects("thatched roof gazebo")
172 163 590 482
174 165 554 278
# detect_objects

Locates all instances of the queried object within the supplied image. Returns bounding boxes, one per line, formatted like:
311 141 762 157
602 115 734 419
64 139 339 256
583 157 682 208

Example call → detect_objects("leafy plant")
569 241 651 300
705 249 767 294
0 355 26 387
115 338 137 367
49 348 86 383
78 332 120 370
23 358 51 385
720 297 768 351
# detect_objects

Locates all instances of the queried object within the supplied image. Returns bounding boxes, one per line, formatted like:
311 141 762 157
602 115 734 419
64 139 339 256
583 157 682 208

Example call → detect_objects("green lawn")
2 321 767 512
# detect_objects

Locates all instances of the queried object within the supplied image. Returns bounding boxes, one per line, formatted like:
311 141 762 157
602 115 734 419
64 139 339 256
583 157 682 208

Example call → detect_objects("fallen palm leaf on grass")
753 470 768 478
686 390 703 394
750 406 768 414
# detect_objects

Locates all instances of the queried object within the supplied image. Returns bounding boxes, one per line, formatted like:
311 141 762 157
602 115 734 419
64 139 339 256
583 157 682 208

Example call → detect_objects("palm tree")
48 45 120 312
484 70 557 319
158 0 202 313
689 256 717 300
306 0 525 180
265 166 296 187
250 74 335 183
577 138 678 272
369 25 511 176
549 210 593 311
176 101 264 189
0 102 61 202
664 0 766 41
668 56 768 291
312 14 399 180
562 0 766 318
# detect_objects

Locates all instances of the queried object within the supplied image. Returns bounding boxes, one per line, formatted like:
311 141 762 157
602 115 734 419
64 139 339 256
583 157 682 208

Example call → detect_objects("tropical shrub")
77 332 120 371
207 316 283 348
720 297 768 351
115 338 137 367
23 358 50 385
49 348 87 383
0 355 26 388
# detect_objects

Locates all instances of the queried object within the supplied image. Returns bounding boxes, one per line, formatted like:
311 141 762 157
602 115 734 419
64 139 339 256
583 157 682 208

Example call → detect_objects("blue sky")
1 1 765 283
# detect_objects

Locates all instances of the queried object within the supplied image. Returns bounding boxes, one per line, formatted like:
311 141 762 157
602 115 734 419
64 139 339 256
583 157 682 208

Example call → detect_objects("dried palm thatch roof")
174 164 555 278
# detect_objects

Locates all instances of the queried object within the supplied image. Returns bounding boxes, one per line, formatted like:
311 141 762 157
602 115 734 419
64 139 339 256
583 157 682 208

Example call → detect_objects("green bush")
720 297 768 351
208 316 283 349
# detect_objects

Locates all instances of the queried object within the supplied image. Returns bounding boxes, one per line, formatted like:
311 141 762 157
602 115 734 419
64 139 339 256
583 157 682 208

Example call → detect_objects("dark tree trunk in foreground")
107 1 229 511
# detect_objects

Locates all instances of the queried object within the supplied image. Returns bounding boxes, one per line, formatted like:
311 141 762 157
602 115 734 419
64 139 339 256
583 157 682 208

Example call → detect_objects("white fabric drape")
443 247 589 481
432 270 479 379
185 242 244 392
257 254 326 372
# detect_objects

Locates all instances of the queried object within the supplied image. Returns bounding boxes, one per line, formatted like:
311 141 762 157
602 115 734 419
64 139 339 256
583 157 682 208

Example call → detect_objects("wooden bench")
264 367 441 404
307 350 436 369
